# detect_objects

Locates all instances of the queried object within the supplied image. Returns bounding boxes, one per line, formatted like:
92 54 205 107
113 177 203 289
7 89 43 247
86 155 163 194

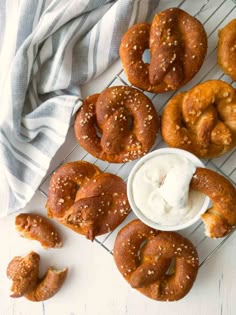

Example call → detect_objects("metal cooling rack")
38 0 236 268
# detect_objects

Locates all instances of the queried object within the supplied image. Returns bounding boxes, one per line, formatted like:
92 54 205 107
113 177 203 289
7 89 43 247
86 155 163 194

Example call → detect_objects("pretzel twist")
120 8 207 93
191 168 236 238
161 80 236 158
74 86 158 163
114 220 199 301
46 161 130 240
218 19 236 81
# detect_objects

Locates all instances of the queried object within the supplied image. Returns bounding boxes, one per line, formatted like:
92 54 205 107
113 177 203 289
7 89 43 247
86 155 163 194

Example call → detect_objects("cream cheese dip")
131 154 205 226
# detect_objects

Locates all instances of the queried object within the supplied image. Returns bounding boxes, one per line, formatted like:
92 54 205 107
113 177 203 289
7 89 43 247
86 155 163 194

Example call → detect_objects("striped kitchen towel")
0 0 159 216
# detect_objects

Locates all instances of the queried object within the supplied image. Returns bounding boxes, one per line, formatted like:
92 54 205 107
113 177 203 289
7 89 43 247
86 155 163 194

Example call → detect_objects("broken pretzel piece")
6 251 40 298
15 213 62 248
25 267 68 302
6 251 68 301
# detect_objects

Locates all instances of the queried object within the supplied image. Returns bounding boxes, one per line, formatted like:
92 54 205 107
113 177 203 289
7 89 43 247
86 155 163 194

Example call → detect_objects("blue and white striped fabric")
0 0 159 216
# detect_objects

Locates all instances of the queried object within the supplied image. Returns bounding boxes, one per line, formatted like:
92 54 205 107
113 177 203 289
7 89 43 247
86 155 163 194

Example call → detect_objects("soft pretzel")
114 220 199 301
46 161 130 240
161 80 236 158
191 168 236 238
7 251 40 297
47 161 101 218
7 251 67 301
15 213 62 248
120 8 207 93
74 86 158 163
25 267 68 302
218 19 236 81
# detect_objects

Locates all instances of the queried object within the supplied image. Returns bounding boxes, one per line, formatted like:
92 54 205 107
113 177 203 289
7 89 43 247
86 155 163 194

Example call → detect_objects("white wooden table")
1 1 236 314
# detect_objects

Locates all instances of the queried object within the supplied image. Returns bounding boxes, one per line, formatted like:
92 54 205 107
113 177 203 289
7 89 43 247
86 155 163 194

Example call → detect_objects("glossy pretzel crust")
161 80 236 158
74 86 158 163
120 8 207 93
114 220 199 301
15 213 62 248
46 161 130 240
191 168 236 238
7 252 40 297
7 251 67 301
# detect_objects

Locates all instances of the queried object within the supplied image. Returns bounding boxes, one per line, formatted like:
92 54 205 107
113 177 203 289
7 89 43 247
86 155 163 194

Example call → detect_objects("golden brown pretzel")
120 8 207 93
74 86 158 163
161 80 236 158
25 267 68 302
46 161 130 240
15 213 62 248
114 220 199 301
7 251 67 301
191 168 236 238
218 19 236 81
47 161 101 219
7 251 40 297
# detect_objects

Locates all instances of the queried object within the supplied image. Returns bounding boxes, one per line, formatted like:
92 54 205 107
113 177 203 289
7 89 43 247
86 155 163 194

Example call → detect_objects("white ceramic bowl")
127 148 210 231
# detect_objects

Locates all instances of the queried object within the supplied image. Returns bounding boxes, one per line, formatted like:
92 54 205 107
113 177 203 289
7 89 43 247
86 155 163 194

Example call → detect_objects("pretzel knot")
120 8 207 93
161 80 236 158
46 161 130 240
74 86 159 163
191 168 236 238
114 220 199 301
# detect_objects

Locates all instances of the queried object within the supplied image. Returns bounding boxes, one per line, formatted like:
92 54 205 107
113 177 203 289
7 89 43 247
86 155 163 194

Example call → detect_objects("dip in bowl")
127 148 210 231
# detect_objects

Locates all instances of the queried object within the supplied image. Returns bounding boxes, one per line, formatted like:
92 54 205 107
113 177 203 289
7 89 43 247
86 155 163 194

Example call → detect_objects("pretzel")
191 168 236 238
114 220 198 301
74 86 158 163
7 251 40 297
15 213 62 248
25 267 68 302
7 251 67 301
218 19 236 81
46 161 130 240
120 8 207 93
46 161 101 218
161 80 236 158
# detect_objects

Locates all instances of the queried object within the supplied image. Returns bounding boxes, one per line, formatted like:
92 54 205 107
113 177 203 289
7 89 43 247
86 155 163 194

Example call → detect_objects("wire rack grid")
38 0 236 268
